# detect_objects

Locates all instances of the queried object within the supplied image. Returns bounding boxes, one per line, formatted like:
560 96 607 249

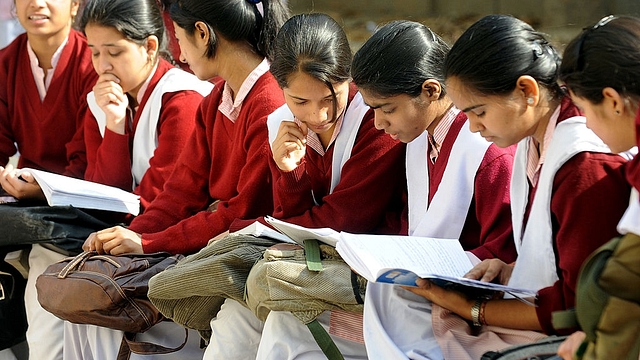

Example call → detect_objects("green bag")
552 232 640 360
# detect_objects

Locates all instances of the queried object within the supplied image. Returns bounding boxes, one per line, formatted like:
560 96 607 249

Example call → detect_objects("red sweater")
427 112 517 263
129 73 283 255
527 100 631 334
231 87 406 234
0 30 97 175
79 59 204 210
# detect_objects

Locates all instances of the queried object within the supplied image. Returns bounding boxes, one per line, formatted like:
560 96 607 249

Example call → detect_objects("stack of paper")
20 168 140 215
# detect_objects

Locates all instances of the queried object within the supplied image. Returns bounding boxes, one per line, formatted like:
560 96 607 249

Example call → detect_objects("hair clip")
592 15 617 30
247 0 261 3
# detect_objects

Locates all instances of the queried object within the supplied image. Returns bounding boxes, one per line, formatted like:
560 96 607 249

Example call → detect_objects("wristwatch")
471 299 483 327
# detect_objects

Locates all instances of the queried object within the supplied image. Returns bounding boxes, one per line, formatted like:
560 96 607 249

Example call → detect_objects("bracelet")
470 299 483 327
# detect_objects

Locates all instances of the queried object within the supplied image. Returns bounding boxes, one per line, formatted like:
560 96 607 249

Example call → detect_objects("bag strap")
116 328 189 360
307 319 344 360
304 239 323 272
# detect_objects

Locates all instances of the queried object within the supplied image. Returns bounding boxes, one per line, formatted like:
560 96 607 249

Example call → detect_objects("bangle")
470 299 483 327
479 300 488 326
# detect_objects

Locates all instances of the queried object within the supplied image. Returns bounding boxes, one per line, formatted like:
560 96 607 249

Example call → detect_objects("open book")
336 233 537 300
233 216 341 247
18 168 140 215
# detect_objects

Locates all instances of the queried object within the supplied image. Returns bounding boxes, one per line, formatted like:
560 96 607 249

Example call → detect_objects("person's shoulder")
477 143 516 175
0 33 27 62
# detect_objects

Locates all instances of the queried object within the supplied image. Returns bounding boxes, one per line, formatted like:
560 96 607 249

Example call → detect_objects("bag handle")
116 328 189 360
307 319 344 360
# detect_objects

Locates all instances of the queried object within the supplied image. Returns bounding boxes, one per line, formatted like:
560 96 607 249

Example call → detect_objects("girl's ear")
70 0 80 20
515 75 540 107
601 87 625 116
421 79 443 101
146 35 159 59
194 21 210 43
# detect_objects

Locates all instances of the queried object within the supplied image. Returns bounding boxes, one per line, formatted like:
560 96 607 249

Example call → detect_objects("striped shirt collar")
295 111 345 156
219 58 270 122
526 104 561 186
429 106 460 161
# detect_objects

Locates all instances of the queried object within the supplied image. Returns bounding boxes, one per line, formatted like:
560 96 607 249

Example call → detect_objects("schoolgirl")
350 20 518 359
557 15 640 360
66 0 290 358
207 13 406 359
401 15 630 359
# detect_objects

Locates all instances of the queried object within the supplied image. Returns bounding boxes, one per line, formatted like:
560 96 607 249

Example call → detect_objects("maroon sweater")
424 112 518 263
79 59 204 210
526 99 631 334
129 73 283 255
0 30 97 175
231 87 406 235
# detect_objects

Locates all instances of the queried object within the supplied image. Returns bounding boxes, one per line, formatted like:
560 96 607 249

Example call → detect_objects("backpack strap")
116 328 189 360
306 319 345 360
304 239 323 272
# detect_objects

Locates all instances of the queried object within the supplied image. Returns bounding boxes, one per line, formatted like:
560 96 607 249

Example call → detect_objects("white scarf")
87 68 214 189
267 92 370 197
508 116 613 291
407 114 490 238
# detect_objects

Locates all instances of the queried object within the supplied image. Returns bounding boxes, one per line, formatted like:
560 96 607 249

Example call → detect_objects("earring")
527 98 534 105
616 110 621 115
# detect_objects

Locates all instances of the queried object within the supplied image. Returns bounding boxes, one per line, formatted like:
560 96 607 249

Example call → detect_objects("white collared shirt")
27 36 68 101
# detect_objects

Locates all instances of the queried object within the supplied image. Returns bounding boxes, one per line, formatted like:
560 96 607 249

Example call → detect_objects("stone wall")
289 0 640 48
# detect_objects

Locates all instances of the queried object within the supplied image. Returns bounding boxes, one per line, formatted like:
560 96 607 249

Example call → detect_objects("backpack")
552 232 640 360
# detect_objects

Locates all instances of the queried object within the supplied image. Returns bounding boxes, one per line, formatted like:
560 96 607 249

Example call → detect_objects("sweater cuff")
535 286 576 335
279 162 309 193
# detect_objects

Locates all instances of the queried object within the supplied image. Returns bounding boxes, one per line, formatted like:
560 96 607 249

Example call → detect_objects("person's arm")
406 280 542 331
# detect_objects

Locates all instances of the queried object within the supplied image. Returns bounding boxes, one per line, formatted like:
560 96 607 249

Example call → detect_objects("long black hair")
351 20 450 98
270 13 352 121
79 0 171 62
169 0 290 61
560 15 640 106
444 14 562 99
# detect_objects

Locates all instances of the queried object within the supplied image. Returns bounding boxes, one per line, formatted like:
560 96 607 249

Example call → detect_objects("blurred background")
288 0 640 50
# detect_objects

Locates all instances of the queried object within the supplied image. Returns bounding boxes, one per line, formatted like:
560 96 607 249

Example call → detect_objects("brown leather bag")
35 251 183 333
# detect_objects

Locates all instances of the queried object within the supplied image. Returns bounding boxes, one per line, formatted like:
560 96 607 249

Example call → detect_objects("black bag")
0 203 120 255
0 254 27 351
481 336 567 360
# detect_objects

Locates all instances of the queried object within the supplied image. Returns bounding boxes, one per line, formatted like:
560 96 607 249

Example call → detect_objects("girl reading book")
399 15 630 359
349 19 518 359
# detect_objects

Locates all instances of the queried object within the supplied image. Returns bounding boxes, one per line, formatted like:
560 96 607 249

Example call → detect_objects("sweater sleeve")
127 95 218 253
535 152 630 334
129 79 280 255
468 144 518 263
272 111 407 234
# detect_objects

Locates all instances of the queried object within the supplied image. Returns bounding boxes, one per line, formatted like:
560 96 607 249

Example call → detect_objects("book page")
337 233 472 280
337 233 538 298
20 168 140 215
233 221 297 244
264 216 340 247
